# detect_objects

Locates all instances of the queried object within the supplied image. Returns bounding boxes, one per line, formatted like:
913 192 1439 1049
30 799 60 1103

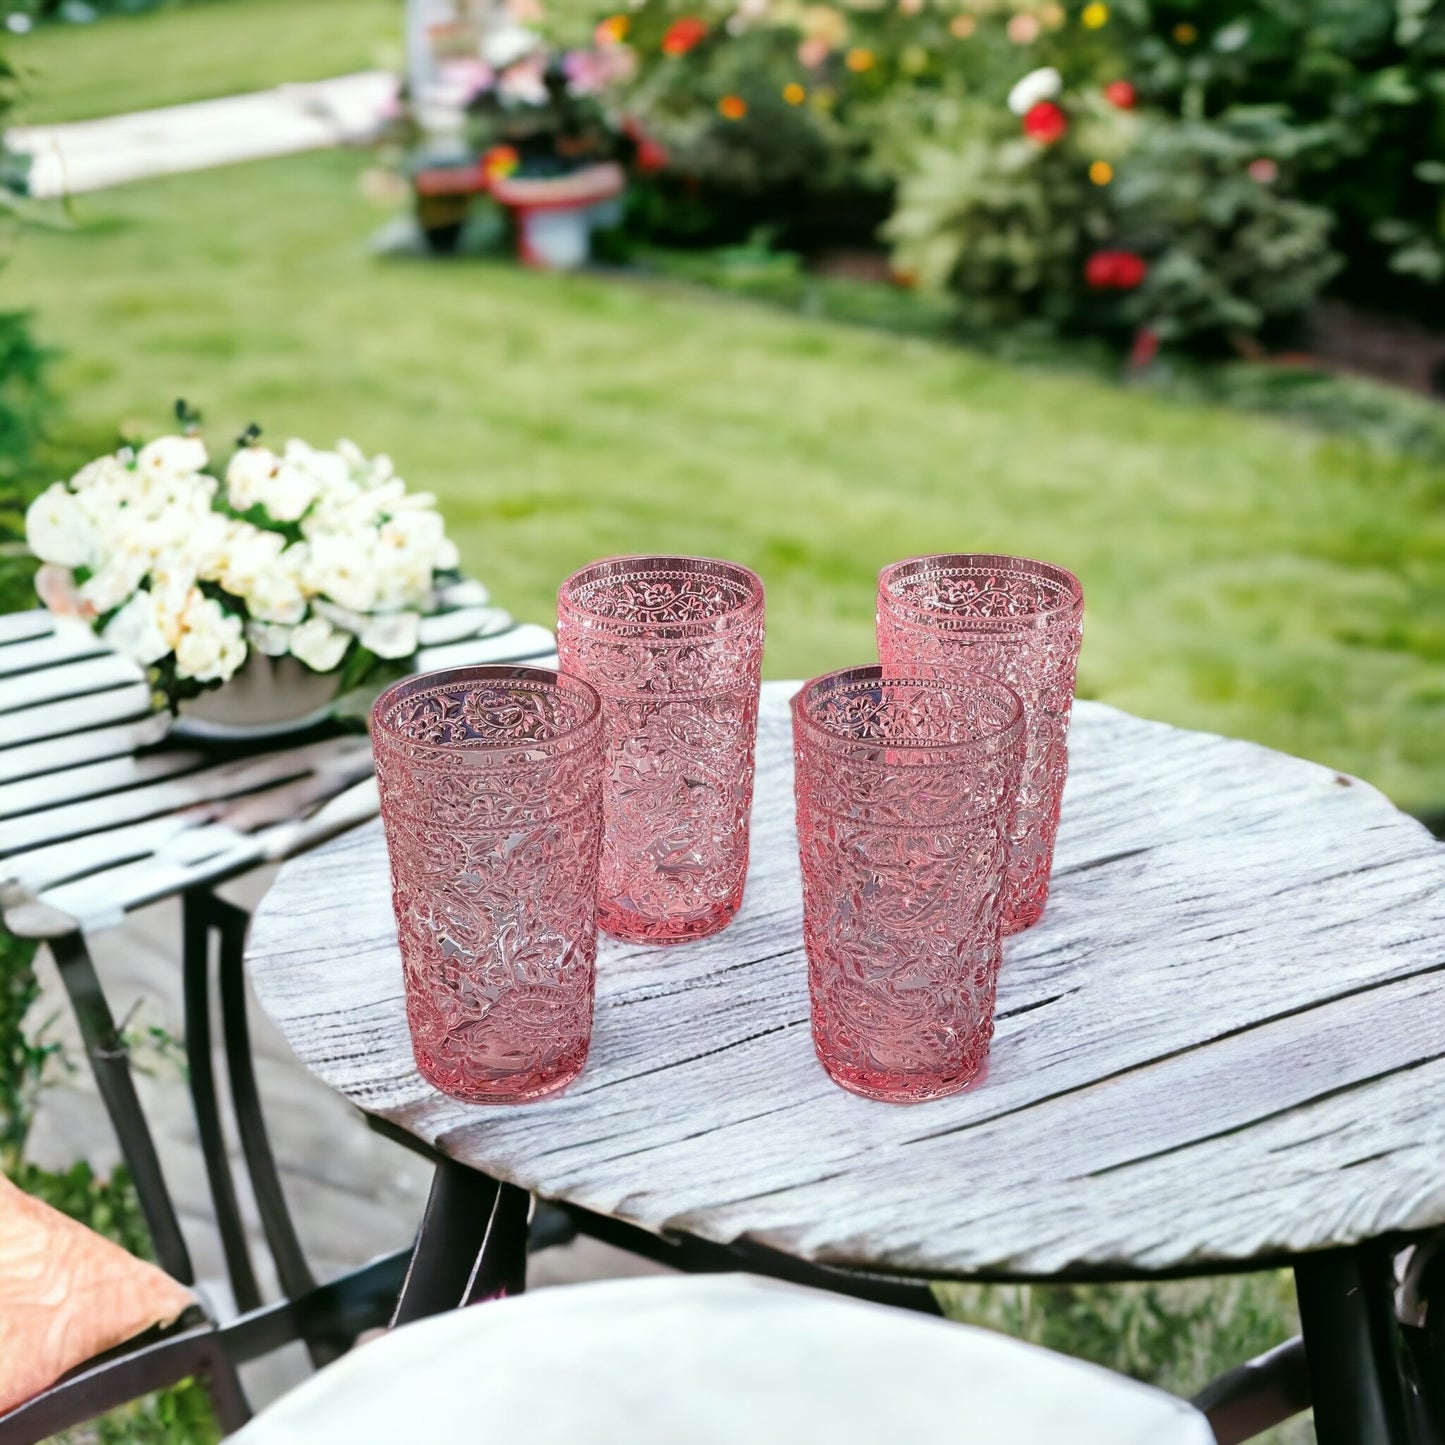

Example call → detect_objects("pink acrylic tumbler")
877 554 1083 935
371 665 603 1103
792 665 1025 1102
557 555 765 944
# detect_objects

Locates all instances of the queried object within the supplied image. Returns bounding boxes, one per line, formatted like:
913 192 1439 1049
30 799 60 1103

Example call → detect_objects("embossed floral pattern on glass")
877 554 1084 935
372 665 603 1103
792 665 1025 1103
557 556 765 944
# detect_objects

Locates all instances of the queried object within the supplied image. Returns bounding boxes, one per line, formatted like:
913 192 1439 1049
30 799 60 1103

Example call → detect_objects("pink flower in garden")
564 46 635 95
798 35 831 66
498 54 549 104
1007 12 1040 42
1022 100 1068 144
1103 79 1136 109
1248 157 1279 184
1085 250 1148 290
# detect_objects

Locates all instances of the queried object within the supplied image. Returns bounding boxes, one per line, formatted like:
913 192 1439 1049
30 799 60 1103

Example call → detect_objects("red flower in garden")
636 136 670 172
1085 250 1148 290
661 15 708 55
1103 80 1136 109
1022 100 1068 144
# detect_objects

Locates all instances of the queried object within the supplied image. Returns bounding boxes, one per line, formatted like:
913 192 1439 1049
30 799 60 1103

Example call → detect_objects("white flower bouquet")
26 424 460 713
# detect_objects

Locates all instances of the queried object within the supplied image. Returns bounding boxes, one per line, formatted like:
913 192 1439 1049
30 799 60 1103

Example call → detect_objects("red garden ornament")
482 144 521 182
1085 249 1147 290
1022 100 1068 144
661 15 708 55
1103 79 1136 109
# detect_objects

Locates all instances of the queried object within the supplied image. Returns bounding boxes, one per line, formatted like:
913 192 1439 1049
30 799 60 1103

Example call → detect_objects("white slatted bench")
0 586 556 1313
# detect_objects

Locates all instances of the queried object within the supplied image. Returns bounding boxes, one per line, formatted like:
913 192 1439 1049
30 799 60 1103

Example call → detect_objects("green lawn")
8 147 1443 810
9 0 401 124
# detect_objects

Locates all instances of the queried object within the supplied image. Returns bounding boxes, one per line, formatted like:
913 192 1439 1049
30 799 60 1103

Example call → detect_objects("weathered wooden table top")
247 682 1445 1282
0 589 556 940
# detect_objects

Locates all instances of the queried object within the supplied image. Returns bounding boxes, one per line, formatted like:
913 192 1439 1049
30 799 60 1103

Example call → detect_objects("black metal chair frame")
379 1125 1445 1445
43 890 319 1307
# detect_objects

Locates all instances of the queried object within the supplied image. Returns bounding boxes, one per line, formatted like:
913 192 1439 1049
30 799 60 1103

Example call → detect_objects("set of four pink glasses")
371 553 1084 1107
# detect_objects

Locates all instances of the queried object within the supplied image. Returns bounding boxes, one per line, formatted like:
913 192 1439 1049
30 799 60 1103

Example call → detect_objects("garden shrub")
1121 0 1445 304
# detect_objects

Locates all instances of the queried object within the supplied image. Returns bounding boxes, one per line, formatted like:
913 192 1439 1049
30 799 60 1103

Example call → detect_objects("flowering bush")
559 0 1425 352
26 427 459 710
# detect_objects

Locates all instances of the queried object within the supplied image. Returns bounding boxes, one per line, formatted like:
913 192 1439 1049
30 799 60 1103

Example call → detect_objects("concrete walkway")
25 870 667 1409
8 70 396 197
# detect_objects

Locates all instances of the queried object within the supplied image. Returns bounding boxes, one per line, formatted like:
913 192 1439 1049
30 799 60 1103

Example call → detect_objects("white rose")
257 463 320 523
70 454 132 491
26 483 96 568
150 566 201 649
174 594 246 683
136 435 208 482
1007 66 1062 116
303 531 378 612
246 620 294 656
187 512 237 582
218 525 286 597
335 438 366 471
80 550 150 615
225 445 279 513
283 438 350 491
289 615 351 673
245 565 308 625
102 589 169 666
360 610 419 659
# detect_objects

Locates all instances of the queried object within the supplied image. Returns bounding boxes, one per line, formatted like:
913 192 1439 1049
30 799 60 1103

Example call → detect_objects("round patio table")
246 682 1445 1442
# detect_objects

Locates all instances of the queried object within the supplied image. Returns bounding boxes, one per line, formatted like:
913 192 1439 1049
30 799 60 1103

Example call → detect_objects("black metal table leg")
391 1158 530 1328
182 890 262 1313
48 930 193 1285
1296 1243 1444 1445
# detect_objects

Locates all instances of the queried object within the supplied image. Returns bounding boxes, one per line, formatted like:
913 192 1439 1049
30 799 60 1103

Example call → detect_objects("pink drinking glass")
877 554 1084 935
371 664 604 1103
792 665 1025 1102
556 555 765 944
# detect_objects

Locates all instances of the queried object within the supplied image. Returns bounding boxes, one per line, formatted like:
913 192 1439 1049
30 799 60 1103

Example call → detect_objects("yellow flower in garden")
783 81 807 103
845 46 876 70
718 93 748 119
1173 19 1197 41
801 5 848 45
1081 1 1108 27
1089 159 1113 185
1040 2 1065 26
949 13 976 36
593 13 629 45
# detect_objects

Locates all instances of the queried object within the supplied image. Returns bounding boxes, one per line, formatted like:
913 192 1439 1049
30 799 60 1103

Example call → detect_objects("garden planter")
172 650 340 742
489 163 626 270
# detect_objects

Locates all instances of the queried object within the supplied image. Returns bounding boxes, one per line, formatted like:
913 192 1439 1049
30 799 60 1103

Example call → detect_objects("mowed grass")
9 0 401 124
7 147 1444 809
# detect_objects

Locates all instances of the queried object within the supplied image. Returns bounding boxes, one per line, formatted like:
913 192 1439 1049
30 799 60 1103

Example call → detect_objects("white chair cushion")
236 1274 1213 1445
